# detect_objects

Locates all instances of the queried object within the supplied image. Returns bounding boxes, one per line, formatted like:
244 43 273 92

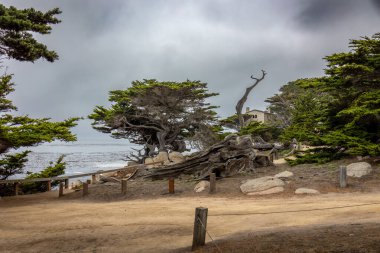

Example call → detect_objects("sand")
1 189 380 252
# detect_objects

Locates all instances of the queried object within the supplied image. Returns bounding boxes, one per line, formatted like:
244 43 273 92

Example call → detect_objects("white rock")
347 162 372 178
274 171 294 178
295 188 320 194
247 186 284 195
194 181 210 193
153 151 170 165
169 151 185 164
240 176 285 194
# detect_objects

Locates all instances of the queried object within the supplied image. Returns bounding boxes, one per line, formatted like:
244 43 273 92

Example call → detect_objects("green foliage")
286 148 347 166
21 155 66 193
0 74 79 162
0 4 61 62
0 151 29 180
90 79 218 151
239 121 282 142
269 33 380 164
0 4 78 186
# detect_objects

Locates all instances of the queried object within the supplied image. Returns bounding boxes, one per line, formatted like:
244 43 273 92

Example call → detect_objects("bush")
286 148 347 166
21 155 66 194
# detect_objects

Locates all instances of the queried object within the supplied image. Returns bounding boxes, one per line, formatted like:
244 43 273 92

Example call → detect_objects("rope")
197 216 222 253
209 202 380 216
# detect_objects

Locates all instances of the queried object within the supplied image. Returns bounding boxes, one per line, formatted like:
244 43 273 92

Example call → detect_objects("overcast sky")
2 0 380 143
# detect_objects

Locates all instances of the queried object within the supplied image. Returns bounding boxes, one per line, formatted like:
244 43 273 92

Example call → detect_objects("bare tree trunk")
235 70 266 129
157 131 169 151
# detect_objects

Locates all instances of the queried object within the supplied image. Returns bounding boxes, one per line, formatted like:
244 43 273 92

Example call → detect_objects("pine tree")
0 4 78 183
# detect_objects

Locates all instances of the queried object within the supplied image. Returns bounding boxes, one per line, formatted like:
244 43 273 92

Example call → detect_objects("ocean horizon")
12 141 139 180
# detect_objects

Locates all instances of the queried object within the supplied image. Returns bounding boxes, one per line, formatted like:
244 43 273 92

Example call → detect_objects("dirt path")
1 191 380 253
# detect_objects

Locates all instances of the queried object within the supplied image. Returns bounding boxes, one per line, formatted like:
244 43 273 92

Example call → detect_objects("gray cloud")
2 0 379 141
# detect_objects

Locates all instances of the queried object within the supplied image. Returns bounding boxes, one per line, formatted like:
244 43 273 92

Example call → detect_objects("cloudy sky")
2 0 380 143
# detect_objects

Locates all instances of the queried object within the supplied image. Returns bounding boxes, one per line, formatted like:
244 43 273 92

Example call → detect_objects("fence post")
169 178 175 194
83 182 89 196
14 182 19 196
121 179 127 195
340 165 347 188
192 207 208 251
92 174 97 184
209 173 216 194
47 180 52 191
59 182 64 197
64 178 69 189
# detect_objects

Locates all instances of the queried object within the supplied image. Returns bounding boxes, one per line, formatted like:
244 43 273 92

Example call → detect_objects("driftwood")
133 134 273 180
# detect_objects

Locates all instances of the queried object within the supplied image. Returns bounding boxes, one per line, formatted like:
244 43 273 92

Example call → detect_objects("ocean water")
12 141 137 179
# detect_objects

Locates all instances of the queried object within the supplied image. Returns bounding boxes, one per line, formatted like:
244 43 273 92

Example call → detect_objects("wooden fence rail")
0 161 164 185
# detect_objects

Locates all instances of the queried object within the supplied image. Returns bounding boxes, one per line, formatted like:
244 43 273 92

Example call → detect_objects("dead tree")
235 70 266 129
133 134 273 180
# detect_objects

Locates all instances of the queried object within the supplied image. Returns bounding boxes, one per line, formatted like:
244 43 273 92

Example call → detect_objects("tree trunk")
235 70 266 129
133 134 273 180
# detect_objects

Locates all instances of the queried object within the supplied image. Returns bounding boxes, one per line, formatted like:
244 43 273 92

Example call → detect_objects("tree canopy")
90 79 218 157
0 4 61 62
267 33 380 159
0 4 78 184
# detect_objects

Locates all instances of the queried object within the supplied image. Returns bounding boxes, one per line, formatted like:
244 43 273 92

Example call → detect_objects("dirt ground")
1 158 380 252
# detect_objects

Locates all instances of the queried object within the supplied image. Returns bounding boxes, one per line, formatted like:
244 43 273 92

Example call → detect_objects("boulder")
274 171 294 178
144 157 155 168
169 151 185 164
346 162 372 178
295 188 320 194
194 180 210 193
153 151 170 165
240 176 285 194
247 186 284 195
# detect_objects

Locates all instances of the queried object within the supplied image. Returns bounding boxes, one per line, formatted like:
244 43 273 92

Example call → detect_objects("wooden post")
64 178 69 189
209 173 216 194
47 180 52 191
59 182 64 197
340 165 347 188
91 174 96 184
14 182 19 196
121 179 127 195
169 178 175 194
192 207 208 251
82 182 89 196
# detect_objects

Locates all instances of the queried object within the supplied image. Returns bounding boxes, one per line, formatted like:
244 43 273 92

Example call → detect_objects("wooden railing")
0 161 164 196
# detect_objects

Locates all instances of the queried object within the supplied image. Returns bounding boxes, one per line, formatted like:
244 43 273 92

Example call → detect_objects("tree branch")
235 70 267 129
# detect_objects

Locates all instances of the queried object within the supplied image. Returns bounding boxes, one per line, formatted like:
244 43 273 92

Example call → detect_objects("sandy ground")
1 158 380 252
2 190 380 253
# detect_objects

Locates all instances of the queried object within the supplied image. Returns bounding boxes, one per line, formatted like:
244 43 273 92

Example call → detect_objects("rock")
144 157 155 168
153 151 170 165
240 176 285 194
274 171 294 178
247 186 284 195
194 180 210 193
169 151 185 164
295 188 320 194
346 162 372 178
